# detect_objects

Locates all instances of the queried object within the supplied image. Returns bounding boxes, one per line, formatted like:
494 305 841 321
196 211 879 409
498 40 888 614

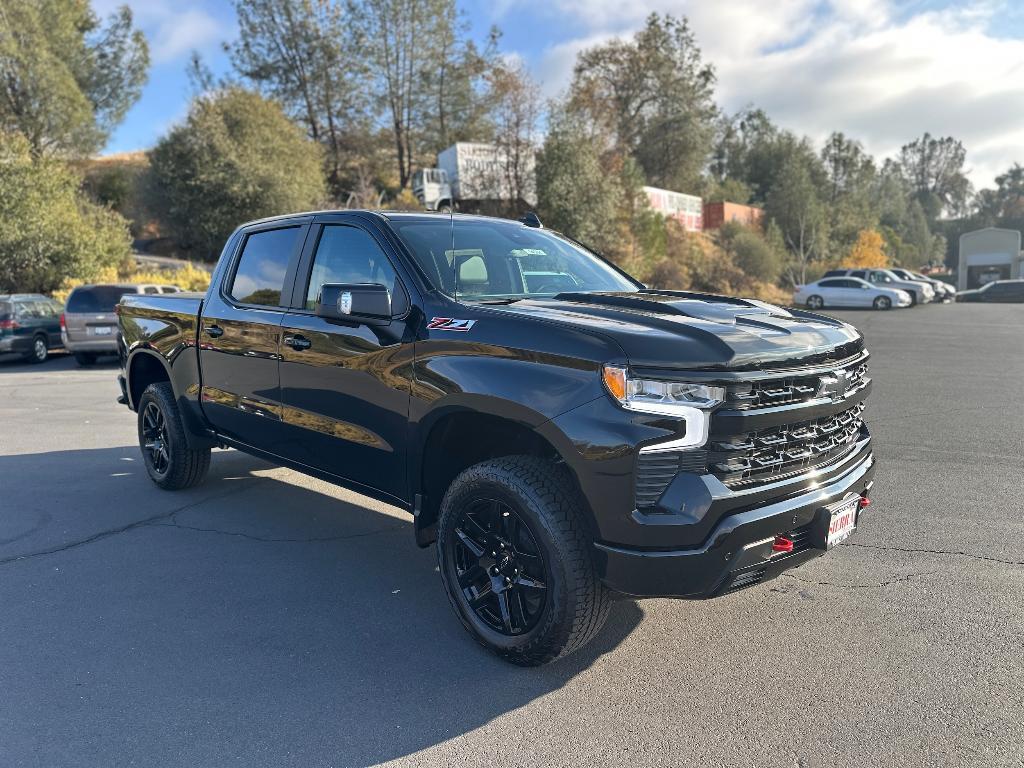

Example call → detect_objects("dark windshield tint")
0 301 11 321
389 218 638 300
66 286 134 313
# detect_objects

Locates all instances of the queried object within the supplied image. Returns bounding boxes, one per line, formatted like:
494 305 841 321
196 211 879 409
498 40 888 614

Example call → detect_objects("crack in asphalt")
848 542 1024 567
781 569 940 589
0 482 259 568
152 518 404 543
0 478 406 568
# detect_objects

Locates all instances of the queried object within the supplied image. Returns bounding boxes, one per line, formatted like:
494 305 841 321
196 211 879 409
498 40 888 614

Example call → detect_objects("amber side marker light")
602 365 628 401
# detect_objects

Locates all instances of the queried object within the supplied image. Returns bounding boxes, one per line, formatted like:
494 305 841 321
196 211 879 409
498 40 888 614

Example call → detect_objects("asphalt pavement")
1 303 1022 768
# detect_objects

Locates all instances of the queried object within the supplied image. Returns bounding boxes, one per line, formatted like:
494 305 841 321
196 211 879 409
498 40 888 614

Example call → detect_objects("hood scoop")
553 291 791 326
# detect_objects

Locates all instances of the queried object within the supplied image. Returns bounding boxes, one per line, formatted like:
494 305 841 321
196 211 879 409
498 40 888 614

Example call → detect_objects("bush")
150 87 326 260
53 262 212 304
0 133 132 294
731 230 783 283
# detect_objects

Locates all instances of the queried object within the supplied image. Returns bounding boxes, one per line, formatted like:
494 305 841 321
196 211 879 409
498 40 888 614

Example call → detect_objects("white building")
642 186 703 232
957 228 1023 290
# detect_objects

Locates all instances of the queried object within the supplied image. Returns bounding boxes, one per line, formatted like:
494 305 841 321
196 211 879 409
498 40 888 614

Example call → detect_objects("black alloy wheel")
141 401 171 478
449 498 548 636
437 456 610 665
136 381 211 490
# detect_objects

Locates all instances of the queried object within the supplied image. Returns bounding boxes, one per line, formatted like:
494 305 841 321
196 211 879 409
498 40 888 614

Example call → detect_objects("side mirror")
315 283 392 325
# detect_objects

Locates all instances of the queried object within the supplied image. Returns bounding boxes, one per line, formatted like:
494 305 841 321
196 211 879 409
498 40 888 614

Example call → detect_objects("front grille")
634 449 707 509
709 401 867 487
724 357 869 411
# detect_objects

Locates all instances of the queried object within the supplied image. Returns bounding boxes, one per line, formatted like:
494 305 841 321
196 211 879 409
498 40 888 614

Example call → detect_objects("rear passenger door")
276 217 415 502
197 221 308 451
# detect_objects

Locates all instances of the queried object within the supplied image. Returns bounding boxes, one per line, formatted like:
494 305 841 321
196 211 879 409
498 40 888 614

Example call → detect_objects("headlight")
602 365 725 414
602 365 724 451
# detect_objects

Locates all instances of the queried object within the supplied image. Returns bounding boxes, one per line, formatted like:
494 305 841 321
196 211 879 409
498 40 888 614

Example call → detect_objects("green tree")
488 58 541 211
0 133 131 293
897 133 972 219
353 0 490 191
230 0 362 192
0 0 148 156
568 13 717 193
821 132 877 253
149 88 325 259
536 116 624 257
710 108 779 201
765 149 829 286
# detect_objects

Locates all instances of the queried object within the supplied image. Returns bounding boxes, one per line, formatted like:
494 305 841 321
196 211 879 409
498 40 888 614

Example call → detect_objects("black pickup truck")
117 210 875 665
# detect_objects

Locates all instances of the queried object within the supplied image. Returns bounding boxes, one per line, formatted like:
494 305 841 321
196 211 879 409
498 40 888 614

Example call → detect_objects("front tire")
873 296 892 310
437 456 609 666
806 295 824 310
137 382 211 490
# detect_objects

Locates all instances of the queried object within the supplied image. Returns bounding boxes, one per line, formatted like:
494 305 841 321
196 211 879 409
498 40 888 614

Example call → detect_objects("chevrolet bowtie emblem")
817 370 849 400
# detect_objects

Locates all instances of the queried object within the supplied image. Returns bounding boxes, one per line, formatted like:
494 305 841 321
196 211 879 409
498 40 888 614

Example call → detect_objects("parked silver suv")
62 284 180 366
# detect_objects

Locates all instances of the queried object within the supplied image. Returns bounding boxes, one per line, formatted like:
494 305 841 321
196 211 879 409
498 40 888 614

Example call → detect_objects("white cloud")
499 0 1024 187
92 0 227 64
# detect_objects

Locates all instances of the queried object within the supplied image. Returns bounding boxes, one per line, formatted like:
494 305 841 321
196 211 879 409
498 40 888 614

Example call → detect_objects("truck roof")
235 209 533 229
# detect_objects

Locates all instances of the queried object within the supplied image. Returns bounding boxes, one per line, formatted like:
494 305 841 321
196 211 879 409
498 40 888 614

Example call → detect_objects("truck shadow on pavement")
0 446 643 767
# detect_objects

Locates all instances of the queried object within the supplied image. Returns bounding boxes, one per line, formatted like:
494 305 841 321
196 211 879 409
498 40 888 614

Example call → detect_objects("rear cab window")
228 227 302 306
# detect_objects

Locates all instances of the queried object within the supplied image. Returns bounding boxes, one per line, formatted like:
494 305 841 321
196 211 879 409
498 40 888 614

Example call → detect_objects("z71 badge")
428 317 476 332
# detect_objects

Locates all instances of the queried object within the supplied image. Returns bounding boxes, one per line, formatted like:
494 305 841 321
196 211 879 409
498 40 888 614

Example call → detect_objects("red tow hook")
772 535 794 553
859 496 871 508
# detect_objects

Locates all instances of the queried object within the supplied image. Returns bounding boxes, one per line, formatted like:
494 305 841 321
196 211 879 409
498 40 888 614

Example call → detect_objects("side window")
851 270 866 280
144 286 159 294
818 279 839 288
229 227 301 306
305 225 402 310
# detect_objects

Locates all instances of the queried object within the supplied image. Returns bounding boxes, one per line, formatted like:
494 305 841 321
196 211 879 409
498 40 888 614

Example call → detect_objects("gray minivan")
62 284 180 365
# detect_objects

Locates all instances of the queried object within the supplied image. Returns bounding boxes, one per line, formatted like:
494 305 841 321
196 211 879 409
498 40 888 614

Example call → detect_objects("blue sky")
97 0 1024 188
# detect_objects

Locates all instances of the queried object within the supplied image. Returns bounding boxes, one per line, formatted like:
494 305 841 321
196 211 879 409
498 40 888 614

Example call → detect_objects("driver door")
277 218 414 503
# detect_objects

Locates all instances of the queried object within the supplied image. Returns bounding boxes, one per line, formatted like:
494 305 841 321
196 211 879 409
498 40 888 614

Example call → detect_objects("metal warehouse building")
958 227 1023 290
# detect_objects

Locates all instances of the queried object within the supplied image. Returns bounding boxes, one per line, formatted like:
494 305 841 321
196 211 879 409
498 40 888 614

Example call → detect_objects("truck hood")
486 290 864 370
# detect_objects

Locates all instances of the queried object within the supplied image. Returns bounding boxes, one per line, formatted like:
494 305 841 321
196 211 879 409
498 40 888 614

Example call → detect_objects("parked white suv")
823 269 935 305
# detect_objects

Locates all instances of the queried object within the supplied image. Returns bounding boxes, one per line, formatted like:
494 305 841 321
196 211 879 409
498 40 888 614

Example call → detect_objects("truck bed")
119 292 205 359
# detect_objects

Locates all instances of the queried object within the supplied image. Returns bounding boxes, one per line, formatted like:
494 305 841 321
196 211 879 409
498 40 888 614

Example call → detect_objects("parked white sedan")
794 277 913 310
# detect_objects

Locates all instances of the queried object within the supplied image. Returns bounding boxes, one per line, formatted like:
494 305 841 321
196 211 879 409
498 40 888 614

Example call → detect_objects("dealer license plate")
93 326 112 336
826 497 859 549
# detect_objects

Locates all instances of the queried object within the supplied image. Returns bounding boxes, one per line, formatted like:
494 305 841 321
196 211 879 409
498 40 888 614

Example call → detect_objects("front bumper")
593 446 875 598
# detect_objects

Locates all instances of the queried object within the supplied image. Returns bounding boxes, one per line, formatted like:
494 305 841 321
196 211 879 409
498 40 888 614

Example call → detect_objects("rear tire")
137 382 211 490
74 352 96 366
25 334 48 364
437 456 609 666
806 295 824 310
873 296 892 311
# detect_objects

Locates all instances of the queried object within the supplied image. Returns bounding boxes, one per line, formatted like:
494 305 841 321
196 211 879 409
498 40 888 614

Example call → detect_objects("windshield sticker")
428 317 476 332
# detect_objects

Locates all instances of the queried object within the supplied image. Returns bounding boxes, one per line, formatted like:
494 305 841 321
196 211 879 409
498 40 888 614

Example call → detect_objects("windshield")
388 218 639 301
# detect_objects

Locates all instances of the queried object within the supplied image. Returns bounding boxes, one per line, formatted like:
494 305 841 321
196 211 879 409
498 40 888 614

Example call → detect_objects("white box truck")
413 142 536 213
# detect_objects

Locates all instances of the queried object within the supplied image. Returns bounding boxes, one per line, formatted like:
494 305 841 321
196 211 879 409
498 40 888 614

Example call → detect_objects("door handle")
284 334 311 351
204 324 224 338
